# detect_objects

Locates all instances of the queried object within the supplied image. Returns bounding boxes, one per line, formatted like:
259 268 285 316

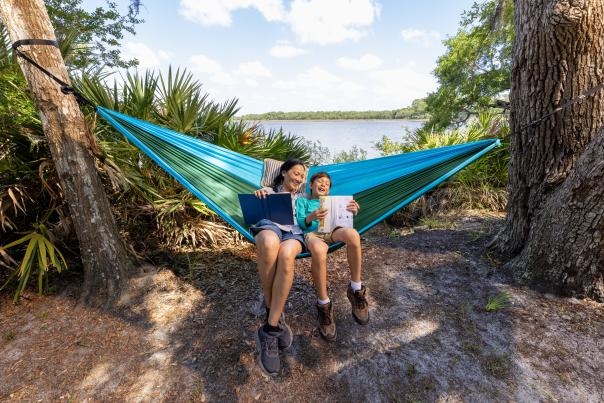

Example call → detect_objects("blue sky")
82 0 476 114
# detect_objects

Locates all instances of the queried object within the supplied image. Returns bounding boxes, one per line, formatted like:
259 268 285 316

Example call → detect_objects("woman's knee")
277 241 300 266
256 230 280 251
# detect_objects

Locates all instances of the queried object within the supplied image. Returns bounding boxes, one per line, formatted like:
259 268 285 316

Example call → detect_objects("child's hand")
346 199 360 215
309 208 328 221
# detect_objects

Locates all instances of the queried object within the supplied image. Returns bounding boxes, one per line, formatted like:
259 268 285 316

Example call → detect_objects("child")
295 172 369 341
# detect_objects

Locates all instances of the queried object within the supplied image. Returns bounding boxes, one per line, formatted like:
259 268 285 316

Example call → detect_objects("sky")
82 0 476 114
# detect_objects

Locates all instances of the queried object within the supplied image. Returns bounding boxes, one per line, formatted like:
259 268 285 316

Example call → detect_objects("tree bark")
0 0 136 306
494 0 604 300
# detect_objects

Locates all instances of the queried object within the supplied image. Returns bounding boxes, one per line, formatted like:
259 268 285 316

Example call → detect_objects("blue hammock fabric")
96 107 501 258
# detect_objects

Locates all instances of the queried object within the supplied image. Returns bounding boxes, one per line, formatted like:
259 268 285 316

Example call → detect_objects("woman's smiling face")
282 164 306 192
311 176 331 197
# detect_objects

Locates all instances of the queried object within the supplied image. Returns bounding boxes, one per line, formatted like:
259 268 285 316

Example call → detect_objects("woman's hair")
272 159 306 191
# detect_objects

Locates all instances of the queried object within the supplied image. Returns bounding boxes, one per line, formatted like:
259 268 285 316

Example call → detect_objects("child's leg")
331 228 362 283
307 235 329 301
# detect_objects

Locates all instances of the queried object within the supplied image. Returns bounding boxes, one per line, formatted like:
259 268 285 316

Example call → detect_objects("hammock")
96 107 500 258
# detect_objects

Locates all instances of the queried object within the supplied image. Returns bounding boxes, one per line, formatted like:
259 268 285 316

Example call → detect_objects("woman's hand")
254 188 270 198
346 199 360 215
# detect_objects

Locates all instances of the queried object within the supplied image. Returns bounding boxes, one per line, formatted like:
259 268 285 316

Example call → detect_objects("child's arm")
296 198 318 231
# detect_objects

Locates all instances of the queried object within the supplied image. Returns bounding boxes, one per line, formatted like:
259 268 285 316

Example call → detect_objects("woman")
250 159 307 376
251 160 360 376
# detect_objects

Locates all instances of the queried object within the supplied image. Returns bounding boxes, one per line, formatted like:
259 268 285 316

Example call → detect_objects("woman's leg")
267 239 302 326
307 237 329 300
331 228 362 283
255 230 281 308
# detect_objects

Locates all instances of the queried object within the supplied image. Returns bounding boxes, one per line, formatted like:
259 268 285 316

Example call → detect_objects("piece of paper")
317 196 353 233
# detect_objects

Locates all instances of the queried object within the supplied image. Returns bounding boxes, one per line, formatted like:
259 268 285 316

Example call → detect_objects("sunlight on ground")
330 319 439 374
80 362 111 389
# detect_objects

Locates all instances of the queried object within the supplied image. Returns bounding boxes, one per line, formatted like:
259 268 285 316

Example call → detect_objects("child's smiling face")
311 176 331 197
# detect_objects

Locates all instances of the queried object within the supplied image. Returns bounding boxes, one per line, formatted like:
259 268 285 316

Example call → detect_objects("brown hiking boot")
347 285 369 325
316 302 337 341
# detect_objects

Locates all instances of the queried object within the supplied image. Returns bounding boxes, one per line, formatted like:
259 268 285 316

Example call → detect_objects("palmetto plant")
72 66 310 247
0 215 67 303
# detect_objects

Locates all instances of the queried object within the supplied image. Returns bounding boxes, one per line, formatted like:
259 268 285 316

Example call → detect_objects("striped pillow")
261 158 307 194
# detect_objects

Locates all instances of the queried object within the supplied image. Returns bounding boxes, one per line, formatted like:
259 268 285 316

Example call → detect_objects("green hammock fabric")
96 107 500 258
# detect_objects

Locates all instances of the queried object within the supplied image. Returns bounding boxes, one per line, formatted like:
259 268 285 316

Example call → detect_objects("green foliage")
376 110 510 190
425 0 513 129
304 140 332 165
485 291 511 312
45 0 144 69
0 217 67 303
70 67 310 247
332 145 367 163
239 98 429 120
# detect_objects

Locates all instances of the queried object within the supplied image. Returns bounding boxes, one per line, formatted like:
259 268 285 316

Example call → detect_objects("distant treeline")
239 99 429 120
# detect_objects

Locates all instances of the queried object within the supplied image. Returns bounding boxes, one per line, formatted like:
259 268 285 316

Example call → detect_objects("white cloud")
368 66 437 105
270 44 308 58
189 54 222 73
235 61 272 77
179 0 380 45
122 42 171 69
272 66 364 109
179 0 286 26
337 53 383 71
400 28 441 45
210 71 239 86
288 0 381 45
244 78 259 87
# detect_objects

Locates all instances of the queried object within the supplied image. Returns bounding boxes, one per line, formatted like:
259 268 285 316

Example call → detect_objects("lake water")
257 120 424 159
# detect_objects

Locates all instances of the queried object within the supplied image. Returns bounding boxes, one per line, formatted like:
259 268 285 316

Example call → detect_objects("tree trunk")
0 0 136 306
494 0 604 300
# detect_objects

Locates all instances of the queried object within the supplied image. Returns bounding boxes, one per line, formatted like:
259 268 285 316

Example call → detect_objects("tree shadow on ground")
2 216 602 402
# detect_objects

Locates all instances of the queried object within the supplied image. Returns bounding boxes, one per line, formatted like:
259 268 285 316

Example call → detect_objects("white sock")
350 280 362 291
318 297 331 305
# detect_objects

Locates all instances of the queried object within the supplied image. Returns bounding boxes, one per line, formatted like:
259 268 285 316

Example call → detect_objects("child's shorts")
304 227 342 244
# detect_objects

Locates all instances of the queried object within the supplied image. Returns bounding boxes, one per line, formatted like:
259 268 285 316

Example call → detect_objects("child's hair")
309 171 331 194
272 159 306 191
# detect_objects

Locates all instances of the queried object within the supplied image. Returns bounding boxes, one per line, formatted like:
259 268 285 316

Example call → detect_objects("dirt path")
1 214 603 402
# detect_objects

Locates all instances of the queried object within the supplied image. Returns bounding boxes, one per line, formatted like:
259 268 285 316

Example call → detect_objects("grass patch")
484 353 511 378
485 291 511 312
419 216 455 230
3 330 16 342
406 363 417 378
463 342 482 355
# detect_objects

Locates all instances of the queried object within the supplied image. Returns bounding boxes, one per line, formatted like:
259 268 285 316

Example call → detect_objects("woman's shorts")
250 219 306 251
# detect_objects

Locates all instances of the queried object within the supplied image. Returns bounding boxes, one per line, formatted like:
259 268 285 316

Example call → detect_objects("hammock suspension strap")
12 38 94 107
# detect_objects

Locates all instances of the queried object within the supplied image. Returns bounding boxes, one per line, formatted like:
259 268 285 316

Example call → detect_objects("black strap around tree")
12 38 94 107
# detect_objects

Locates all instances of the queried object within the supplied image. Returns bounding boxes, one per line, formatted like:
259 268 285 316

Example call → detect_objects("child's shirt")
295 197 321 233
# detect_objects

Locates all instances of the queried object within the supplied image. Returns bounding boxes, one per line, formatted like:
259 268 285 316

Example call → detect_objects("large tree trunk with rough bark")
0 0 136 306
494 0 604 300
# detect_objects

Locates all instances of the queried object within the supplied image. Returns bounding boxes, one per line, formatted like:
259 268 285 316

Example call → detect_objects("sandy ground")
1 213 603 402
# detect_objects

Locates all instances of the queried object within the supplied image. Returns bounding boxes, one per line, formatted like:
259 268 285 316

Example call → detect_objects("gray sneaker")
255 325 281 376
265 308 293 349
